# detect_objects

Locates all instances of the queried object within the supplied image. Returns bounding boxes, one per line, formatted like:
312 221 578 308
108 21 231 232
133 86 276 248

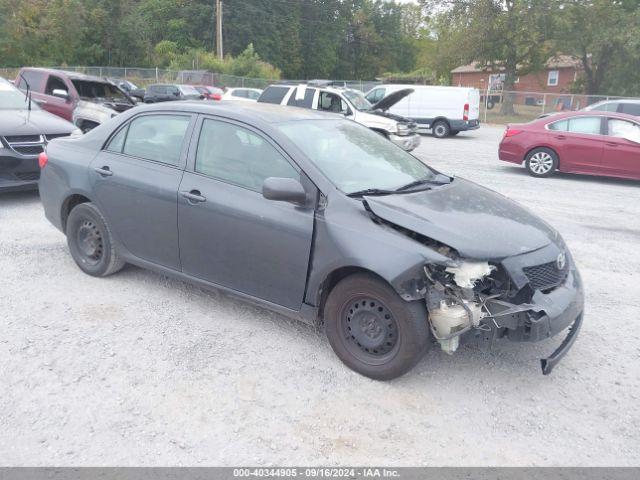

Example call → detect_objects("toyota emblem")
556 252 567 270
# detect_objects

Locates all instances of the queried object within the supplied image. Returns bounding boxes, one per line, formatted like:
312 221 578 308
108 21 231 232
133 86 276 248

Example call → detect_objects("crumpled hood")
364 178 556 259
0 109 75 136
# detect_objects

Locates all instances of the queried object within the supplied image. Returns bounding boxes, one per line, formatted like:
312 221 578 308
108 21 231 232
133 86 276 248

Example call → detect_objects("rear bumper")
498 140 525 164
450 119 480 131
0 151 40 192
389 133 421 151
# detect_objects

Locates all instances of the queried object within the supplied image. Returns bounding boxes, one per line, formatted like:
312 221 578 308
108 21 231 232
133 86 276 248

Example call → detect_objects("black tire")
66 202 125 277
486 100 495 110
324 273 430 380
432 120 450 139
525 147 558 178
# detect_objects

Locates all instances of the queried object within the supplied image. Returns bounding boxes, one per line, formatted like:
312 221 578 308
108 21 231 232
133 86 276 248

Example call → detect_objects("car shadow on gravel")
116 263 569 385
0 189 39 205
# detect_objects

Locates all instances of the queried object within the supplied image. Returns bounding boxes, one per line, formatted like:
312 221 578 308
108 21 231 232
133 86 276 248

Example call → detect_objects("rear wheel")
525 147 558 177
324 273 429 380
66 202 125 277
432 120 450 138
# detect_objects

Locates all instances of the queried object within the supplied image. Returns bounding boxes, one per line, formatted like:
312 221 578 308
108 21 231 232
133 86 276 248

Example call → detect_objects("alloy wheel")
529 151 554 174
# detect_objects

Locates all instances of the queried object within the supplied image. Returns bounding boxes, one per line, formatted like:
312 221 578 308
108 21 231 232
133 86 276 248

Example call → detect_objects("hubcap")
342 297 398 359
76 220 103 265
435 125 446 136
529 152 554 174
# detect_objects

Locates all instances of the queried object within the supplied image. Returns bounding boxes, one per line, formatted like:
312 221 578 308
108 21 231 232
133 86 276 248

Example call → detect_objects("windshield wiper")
395 175 452 192
347 188 396 198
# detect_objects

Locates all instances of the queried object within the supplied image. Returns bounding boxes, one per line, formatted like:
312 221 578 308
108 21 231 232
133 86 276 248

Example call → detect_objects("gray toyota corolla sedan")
38 101 583 380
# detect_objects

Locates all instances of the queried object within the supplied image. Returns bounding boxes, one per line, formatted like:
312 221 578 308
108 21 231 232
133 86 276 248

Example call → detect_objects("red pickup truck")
16 68 136 131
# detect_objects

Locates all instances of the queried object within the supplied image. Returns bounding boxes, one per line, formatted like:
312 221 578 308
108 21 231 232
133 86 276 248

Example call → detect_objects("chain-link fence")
0 66 380 92
480 90 636 124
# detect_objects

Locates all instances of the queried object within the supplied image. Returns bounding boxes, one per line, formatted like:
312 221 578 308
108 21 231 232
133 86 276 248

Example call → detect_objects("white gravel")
1 125 639 466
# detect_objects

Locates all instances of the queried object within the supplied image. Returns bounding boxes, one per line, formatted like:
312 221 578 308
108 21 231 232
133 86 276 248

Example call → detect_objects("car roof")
269 83 358 95
137 100 342 124
20 67 111 83
592 98 640 104
540 110 640 123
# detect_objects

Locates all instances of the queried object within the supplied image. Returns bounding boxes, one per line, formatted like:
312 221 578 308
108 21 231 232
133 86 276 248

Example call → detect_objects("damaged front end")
423 244 583 375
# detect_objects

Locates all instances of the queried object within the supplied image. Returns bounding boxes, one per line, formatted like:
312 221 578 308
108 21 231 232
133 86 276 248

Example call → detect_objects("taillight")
38 151 48 169
463 103 469 121
504 128 523 138
212 93 222 101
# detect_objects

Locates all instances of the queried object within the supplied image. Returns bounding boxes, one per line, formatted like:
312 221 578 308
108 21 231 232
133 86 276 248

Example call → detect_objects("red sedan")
499 111 640 180
193 85 224 101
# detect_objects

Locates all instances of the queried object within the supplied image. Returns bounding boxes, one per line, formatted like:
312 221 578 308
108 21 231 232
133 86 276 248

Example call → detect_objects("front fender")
305 202 452 306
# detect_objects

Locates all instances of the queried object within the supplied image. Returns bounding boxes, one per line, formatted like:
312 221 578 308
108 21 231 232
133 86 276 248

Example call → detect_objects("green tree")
421 0 556 114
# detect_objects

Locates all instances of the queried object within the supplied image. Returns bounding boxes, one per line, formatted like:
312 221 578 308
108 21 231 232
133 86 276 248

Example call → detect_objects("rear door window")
122 115 191 166
567 116 602 135
232 90 248 98
45 75 68 95
258 86 290 104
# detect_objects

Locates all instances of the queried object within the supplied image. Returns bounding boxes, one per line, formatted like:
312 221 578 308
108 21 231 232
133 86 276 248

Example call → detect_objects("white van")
365 85 481 138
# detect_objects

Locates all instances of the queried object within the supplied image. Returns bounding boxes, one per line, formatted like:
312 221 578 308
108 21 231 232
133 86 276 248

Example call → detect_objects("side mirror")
262 177 307 205
52 89 69 100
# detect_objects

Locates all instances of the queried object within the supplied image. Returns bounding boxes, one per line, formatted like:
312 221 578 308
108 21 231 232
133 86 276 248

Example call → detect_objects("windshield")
277 120 435 194
343 90 373 111
0 80 40 110
72 80 129 102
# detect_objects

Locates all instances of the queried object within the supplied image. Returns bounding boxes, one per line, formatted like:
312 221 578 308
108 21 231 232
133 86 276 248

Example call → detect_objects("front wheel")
525 147 558 177
66 202 125 277
324 273 430 380
432 120 450 138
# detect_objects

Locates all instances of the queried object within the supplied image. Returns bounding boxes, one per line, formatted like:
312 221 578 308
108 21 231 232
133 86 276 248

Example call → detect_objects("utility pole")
215 0 223 59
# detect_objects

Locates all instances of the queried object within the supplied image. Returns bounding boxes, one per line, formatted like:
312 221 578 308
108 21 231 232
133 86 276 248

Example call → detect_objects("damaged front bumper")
466 267 584 374
389 133 421 151
426 243 584 375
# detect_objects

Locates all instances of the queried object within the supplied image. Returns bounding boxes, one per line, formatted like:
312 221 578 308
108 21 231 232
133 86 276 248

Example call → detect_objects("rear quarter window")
621 103 640 116
258 86 290 104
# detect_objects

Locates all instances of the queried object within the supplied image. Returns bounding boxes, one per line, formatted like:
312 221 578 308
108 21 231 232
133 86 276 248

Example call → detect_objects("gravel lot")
1 125 639 466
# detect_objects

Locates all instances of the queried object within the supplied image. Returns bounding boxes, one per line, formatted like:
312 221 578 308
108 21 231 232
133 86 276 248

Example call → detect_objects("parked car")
194 85 224 101
110 78 146 101
15 68 136 132
365 85 481 138
143 84 203 103
258 82 420 151
0 77 79 192
222 87 263 102
539 99 640 119
38 101 583 380
584 99 640 116
499 110 640 180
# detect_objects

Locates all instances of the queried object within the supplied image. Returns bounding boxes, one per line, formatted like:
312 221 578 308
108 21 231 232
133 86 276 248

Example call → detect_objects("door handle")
605 142 619 147
555 135 566 140
180 190 207 203
94 166 113 177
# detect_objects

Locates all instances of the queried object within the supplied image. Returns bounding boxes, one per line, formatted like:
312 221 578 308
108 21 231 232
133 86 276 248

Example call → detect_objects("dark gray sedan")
38 101 584 380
